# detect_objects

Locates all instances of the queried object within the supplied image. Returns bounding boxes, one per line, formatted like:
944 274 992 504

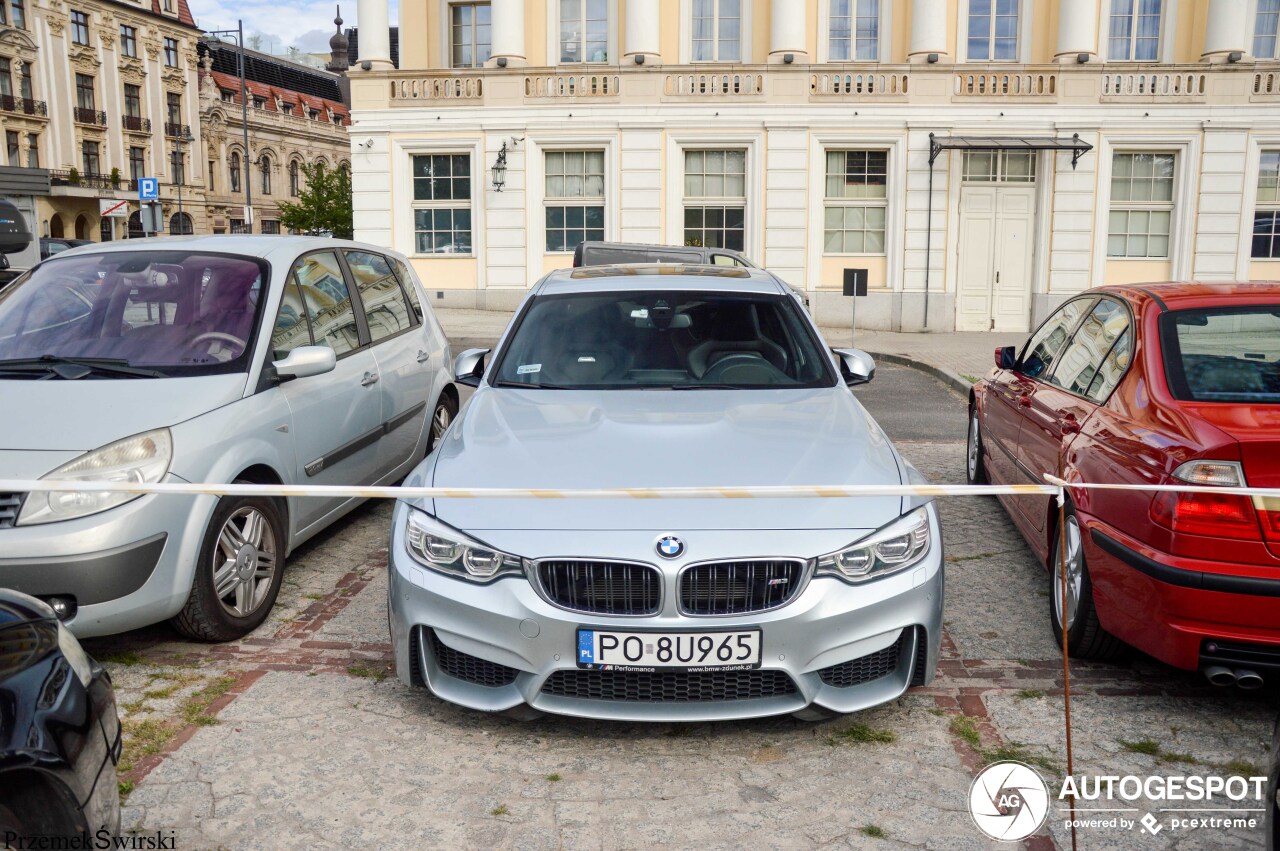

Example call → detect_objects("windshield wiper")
0 355 164 379
492 379 577 390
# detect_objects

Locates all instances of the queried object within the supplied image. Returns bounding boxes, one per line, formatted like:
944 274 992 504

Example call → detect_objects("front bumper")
389 503 944 721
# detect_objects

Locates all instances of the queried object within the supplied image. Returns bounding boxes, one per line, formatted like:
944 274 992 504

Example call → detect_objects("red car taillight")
1148 460 1263 541
1256 497 1280 543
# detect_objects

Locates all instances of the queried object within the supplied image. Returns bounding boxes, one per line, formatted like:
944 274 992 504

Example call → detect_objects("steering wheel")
189 330 247 362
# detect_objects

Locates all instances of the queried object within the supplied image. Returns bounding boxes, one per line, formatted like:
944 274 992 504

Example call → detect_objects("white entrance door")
956 185 1036 332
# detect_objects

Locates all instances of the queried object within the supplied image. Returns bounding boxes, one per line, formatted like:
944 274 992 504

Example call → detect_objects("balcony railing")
954 71 1057 97
73 107 107 126
811 71 910 97
0 95 47 116
122 115 151 132
49 170 127 191
525 73 620 98
664 72 764 96
164 122 190 138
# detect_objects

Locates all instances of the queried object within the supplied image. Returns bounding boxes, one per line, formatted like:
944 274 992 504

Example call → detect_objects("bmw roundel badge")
655 535 684 559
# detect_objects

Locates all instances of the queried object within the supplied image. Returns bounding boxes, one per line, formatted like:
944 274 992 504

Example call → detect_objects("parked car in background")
0 589 120 841
573 241 809 307
390 264 942 721
0 236 456 640
967 283 1280 684
39 237 93 260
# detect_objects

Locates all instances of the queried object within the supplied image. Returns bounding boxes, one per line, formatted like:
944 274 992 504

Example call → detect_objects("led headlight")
817 506 932 583
17 428 173 526
404 508 522 581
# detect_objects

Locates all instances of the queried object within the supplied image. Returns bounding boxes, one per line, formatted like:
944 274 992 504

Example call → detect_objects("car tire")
1048 509 1124 661
426 391 459 454
171 483 287 642
966 404 988 485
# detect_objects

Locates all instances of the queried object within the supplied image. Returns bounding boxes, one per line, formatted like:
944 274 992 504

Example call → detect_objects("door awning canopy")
929 133 1094 169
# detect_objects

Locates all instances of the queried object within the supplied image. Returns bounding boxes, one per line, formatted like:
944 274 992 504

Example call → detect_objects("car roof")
47 235 402 267
1097 280 1280 310
536 264 788 296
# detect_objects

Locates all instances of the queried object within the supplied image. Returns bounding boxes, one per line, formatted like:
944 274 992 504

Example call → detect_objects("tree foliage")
277 161 353 239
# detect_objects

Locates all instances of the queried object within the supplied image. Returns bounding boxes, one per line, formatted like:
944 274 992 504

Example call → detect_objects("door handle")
416 349 430 364
1061 414 1081 435
360 371 379 386
1017 394 1032 408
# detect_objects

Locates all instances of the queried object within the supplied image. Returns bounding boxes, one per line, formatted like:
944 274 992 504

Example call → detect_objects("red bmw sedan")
968 283 1280 684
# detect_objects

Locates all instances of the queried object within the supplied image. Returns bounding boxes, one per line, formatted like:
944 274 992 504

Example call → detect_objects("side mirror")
995 346 1017 370
274 345 336 381
453 347 490 387
833 348 875 386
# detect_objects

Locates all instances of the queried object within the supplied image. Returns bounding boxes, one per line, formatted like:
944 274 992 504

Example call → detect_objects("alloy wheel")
431 402 452 443
211 506 279 618
967 413 981 480
1052 515 1084 630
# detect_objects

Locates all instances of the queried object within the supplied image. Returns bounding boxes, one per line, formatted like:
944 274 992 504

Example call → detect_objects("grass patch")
1158 751 1200 766
490 805 508 816
546 773 561 782
119 717 178 776
178 674 238 727
859 825 887 839
949 715 981 750
1014 689 1045 701
346 663 388 682
99 650 146 666
303 592 327 600
827 723 897 746
1119 739 1161 756
117 780 135 800
981 743 1060 774
1219 759 1262 776
960 374 981 384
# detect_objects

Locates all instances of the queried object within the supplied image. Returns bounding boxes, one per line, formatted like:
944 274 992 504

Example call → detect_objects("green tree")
277 161 353 239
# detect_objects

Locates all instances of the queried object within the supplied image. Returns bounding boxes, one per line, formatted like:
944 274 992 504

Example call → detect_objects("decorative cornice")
45 17 65 36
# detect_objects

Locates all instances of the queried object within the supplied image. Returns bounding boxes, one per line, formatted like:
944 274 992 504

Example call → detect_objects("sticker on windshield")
577 356 596 363
630 309 648 318
517 363 542 375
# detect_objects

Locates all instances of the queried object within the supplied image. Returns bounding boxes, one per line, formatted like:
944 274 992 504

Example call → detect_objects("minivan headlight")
404 508 522 581
816 506 932 583
17 428 172 526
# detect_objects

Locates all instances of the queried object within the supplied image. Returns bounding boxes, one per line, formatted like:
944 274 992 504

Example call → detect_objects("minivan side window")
292 251 360 356
389 258 425 323
1048 298 1131 399
270 278 313 360
1020 298 1094 379
345 250 414 344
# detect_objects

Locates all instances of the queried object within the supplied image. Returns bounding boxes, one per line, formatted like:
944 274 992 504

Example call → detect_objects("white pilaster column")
1054 0 1100 62
1202 0 1249 61
355 0 392 69
768 0 808 62
623 0 661 64
489 0 527 67
908 0 949 63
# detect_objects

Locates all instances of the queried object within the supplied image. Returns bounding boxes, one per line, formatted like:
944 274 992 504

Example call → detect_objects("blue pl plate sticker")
578 630 594 664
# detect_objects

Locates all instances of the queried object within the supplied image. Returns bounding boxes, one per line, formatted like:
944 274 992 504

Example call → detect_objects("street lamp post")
202 20 252 232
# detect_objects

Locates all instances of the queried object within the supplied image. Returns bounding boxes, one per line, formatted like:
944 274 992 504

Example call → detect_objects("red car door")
1020 297 1131 535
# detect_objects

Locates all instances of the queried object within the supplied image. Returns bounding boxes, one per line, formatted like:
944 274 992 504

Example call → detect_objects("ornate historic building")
197 20 351 235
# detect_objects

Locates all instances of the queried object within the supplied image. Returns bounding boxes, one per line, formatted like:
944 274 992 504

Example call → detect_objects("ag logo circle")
968 761 1050 842
655 535 684 559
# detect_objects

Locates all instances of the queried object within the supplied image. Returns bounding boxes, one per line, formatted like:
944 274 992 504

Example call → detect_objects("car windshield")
492 289 835 389
0 250 268 376
1160 306 1280 403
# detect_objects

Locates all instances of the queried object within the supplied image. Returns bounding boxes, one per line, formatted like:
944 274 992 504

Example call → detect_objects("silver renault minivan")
0 236 455 640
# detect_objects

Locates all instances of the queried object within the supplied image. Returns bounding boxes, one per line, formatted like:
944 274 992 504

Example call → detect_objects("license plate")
576 628 762 672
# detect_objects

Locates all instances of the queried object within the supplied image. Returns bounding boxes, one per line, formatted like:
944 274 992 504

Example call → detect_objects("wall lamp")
1227 51 1243 63
491 141 509 192
1077 52 1090 64
926 53 939 64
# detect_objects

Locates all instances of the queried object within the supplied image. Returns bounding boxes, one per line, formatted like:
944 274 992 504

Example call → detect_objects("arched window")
169 212 193 234
338 161 350 179
289 159 300 196
260 155 271 195
127 211 143 239
229 151 241 193
74 213 90 240
100 217 113 241
48 214 63 238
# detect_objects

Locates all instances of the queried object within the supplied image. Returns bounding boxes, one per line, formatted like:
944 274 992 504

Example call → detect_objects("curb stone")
864 350 976 398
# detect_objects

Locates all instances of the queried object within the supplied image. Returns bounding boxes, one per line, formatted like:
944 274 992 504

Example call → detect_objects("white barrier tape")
1044 474 1280 501
0 478 1061 501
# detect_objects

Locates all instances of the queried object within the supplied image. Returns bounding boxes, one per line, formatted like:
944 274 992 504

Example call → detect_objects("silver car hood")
424 386 906 532
0 374 248 452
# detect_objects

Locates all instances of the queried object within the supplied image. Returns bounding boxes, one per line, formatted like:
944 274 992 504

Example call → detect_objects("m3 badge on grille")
655 535 684 559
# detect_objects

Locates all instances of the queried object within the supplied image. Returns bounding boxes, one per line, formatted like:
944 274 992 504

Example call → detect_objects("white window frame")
542 149 606 252
1242 138 1280 270
393 138 485 271
665 132 761 259
547 0 617 65
681 148 748 252
1092 134 1200 284
818 0 891 63
443 0 492 69
1251 0 1280 59
956 0 1032 63
821 149 890 256
1102 0 1177 63
679 0 753 63
525 134 618 274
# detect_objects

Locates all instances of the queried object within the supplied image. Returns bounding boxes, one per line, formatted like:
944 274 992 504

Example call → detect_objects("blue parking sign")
138 177 159 200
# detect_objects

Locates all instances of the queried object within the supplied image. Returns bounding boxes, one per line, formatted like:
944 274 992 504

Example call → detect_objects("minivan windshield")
0 250 268 377
1160 306 1280 403
492 290 835 389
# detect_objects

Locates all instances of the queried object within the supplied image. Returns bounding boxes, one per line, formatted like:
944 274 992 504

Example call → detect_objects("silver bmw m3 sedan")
389 264 944 721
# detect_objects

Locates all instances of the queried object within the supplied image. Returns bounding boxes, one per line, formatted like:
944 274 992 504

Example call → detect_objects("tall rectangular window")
18 62 30 101
1108 152 1174 258
559 0 608 62
124 84 141 118
8 0 22 28
74 73 94 110
823 150 887 254
411 153 472 254
968 0 1019 61
545 150 604 252
128 146 145 181
683 149 745 251
25 132 36 167
81 139 100 175
0 59 12 100
166 91 181 131
163 37 178 67
692 0 741 62
1257 0 1280 59
450 2 492 68
1252 151 1280 259
1109 0 1161 61
70 10 89 45
120 24 136 57
170 148 184 184
830 0 879 61
6 131 18 167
